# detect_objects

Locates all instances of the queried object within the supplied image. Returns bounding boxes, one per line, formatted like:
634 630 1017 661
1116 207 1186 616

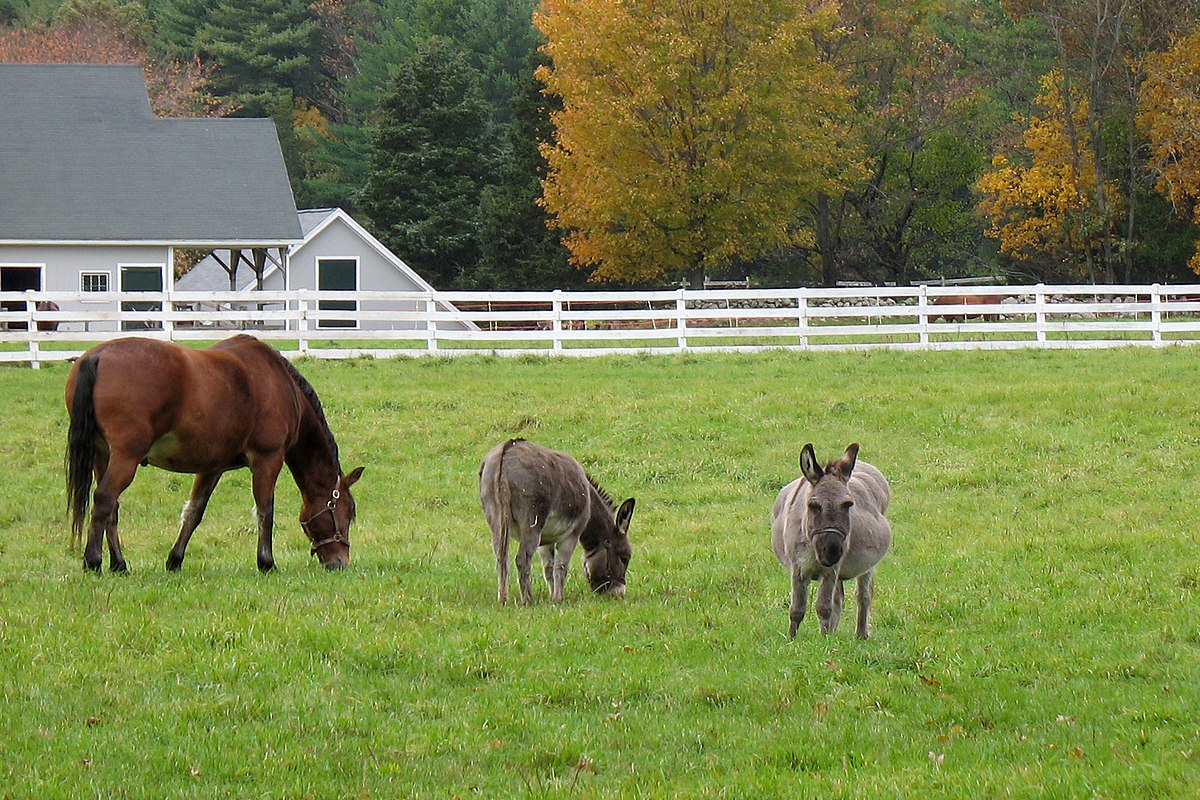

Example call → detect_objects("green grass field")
1 348 1198 798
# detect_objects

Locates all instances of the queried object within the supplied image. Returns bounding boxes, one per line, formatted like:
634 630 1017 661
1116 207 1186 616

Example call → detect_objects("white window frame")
79 270 112 300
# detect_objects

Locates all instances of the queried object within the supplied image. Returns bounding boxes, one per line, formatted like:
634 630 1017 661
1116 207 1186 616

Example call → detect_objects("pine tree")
473 51 575 290
358 37 498 289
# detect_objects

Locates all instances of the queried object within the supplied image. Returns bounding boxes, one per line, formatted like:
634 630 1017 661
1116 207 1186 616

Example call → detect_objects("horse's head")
300 466 364 570
800 443 859 568
583 497 635 598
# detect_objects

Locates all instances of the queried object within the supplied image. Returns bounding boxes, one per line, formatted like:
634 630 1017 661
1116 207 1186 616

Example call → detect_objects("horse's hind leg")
104 502 127 573
85 455 137 573
166 472 222 571
855 571 874 639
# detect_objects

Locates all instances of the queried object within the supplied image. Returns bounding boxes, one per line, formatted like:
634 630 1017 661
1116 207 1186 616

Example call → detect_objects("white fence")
5 283 1200 367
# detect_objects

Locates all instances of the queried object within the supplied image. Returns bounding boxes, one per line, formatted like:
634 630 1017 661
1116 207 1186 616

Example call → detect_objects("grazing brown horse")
930 294 995 323
771 443 892 639
65 335 363 573
480 439 634 604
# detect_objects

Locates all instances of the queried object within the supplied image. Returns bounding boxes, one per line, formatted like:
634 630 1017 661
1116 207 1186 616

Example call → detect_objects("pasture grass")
1 347 1199 798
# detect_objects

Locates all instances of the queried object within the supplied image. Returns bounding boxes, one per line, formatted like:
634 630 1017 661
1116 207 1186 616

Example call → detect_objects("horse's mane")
278 354 341 470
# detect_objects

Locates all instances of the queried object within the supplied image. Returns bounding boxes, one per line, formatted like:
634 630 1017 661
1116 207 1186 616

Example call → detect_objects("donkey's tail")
492 438 520 551
66 354 100 550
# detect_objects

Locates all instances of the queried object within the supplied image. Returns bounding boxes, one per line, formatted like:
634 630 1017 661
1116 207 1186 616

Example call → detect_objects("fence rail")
4 284 1200 367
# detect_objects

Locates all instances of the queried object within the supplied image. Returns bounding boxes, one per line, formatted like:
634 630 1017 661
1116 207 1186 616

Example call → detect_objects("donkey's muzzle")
597 582 626 599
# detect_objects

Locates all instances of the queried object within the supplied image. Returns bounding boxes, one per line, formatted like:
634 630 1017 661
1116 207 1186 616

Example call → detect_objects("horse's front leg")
855 570 875 639
815 574 840 634
788 563 808 638
166 472 223 571
250 456 284 573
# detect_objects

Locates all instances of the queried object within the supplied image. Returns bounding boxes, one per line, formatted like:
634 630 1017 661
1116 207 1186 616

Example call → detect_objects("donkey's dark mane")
586 473 615 512
277 354 341 470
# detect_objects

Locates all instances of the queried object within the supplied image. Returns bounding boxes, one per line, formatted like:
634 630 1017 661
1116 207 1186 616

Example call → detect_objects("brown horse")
65 335 363 573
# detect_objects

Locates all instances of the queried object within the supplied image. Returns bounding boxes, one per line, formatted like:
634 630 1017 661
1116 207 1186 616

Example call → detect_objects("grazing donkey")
480 439 635 604
771 443 892 639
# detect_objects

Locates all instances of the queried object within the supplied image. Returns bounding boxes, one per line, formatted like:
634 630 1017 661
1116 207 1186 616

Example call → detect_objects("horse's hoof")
165 558 182 572
257 559 276 573
83 559 102 573
110 562 129 574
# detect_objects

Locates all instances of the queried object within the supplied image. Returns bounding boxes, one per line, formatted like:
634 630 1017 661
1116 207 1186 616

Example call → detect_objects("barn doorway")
1 266 43 328
120 265 164 331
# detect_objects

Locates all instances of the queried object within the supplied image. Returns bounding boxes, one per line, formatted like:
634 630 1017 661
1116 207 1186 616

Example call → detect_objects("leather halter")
300 485 349 556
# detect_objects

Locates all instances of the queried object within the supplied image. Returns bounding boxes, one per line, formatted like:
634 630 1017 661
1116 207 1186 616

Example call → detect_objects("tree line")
3 0 1200 289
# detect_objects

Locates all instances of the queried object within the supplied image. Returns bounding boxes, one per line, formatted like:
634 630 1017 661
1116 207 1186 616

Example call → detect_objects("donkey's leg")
85 455 138 573
166 471 223 571
249 455 284 573
855 570 875 639
788 563 808 638
515 527 540 605
539 544 555 589
815 575 839 634
828 580 845 634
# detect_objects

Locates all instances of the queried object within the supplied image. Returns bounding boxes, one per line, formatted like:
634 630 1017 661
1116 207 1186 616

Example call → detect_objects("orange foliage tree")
1138 28 1200 275
534 0 854 286
976 70 1122 281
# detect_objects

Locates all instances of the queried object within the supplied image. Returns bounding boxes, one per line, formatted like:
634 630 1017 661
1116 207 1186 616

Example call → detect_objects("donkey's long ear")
800 443 823 484
615 498 636 535
831 443 860 481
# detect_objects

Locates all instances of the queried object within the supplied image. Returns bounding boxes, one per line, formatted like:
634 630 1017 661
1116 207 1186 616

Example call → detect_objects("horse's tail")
66 354 100 549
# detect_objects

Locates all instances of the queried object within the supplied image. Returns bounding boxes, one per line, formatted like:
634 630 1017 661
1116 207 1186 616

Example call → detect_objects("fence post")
25 296 39 369
918 284 929 348
297 290 310 355
163 289 176 342
797 290 809 349
426 295 439 354
552 289 563 354
1151 283 1163 346
1035 283 1047 345
676 288 688 352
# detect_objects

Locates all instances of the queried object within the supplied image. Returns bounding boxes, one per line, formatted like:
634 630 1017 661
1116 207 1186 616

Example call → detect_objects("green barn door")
120 266 163 331
318 258 357 328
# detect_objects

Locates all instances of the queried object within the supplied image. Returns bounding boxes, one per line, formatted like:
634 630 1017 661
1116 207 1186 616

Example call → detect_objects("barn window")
80 272 110 293
318 258 358 329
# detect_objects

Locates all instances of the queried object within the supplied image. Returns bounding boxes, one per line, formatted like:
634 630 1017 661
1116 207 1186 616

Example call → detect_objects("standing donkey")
480 439 635 604
771 443 892 638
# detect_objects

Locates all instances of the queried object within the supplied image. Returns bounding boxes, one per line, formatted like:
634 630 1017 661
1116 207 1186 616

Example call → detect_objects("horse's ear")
832 443 860 481
800 443 823 484
343 466 365 488
615 497 635 535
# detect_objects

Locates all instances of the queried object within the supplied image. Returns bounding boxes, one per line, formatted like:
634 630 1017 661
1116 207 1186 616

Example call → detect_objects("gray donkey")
480 439 634 604
771 443 892 639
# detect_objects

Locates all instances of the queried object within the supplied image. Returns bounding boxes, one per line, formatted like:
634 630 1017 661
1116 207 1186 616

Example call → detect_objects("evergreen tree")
194 0 320 117
358 37 498 289
473 52 576 290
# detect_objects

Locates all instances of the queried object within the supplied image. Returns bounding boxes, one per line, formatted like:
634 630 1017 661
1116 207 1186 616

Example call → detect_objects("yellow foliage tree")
1138 29 1200 275
976 70 1121 280
534 0 855 285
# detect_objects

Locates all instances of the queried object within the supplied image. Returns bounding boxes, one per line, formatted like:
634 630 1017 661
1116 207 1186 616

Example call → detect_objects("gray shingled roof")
0 64 301 245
